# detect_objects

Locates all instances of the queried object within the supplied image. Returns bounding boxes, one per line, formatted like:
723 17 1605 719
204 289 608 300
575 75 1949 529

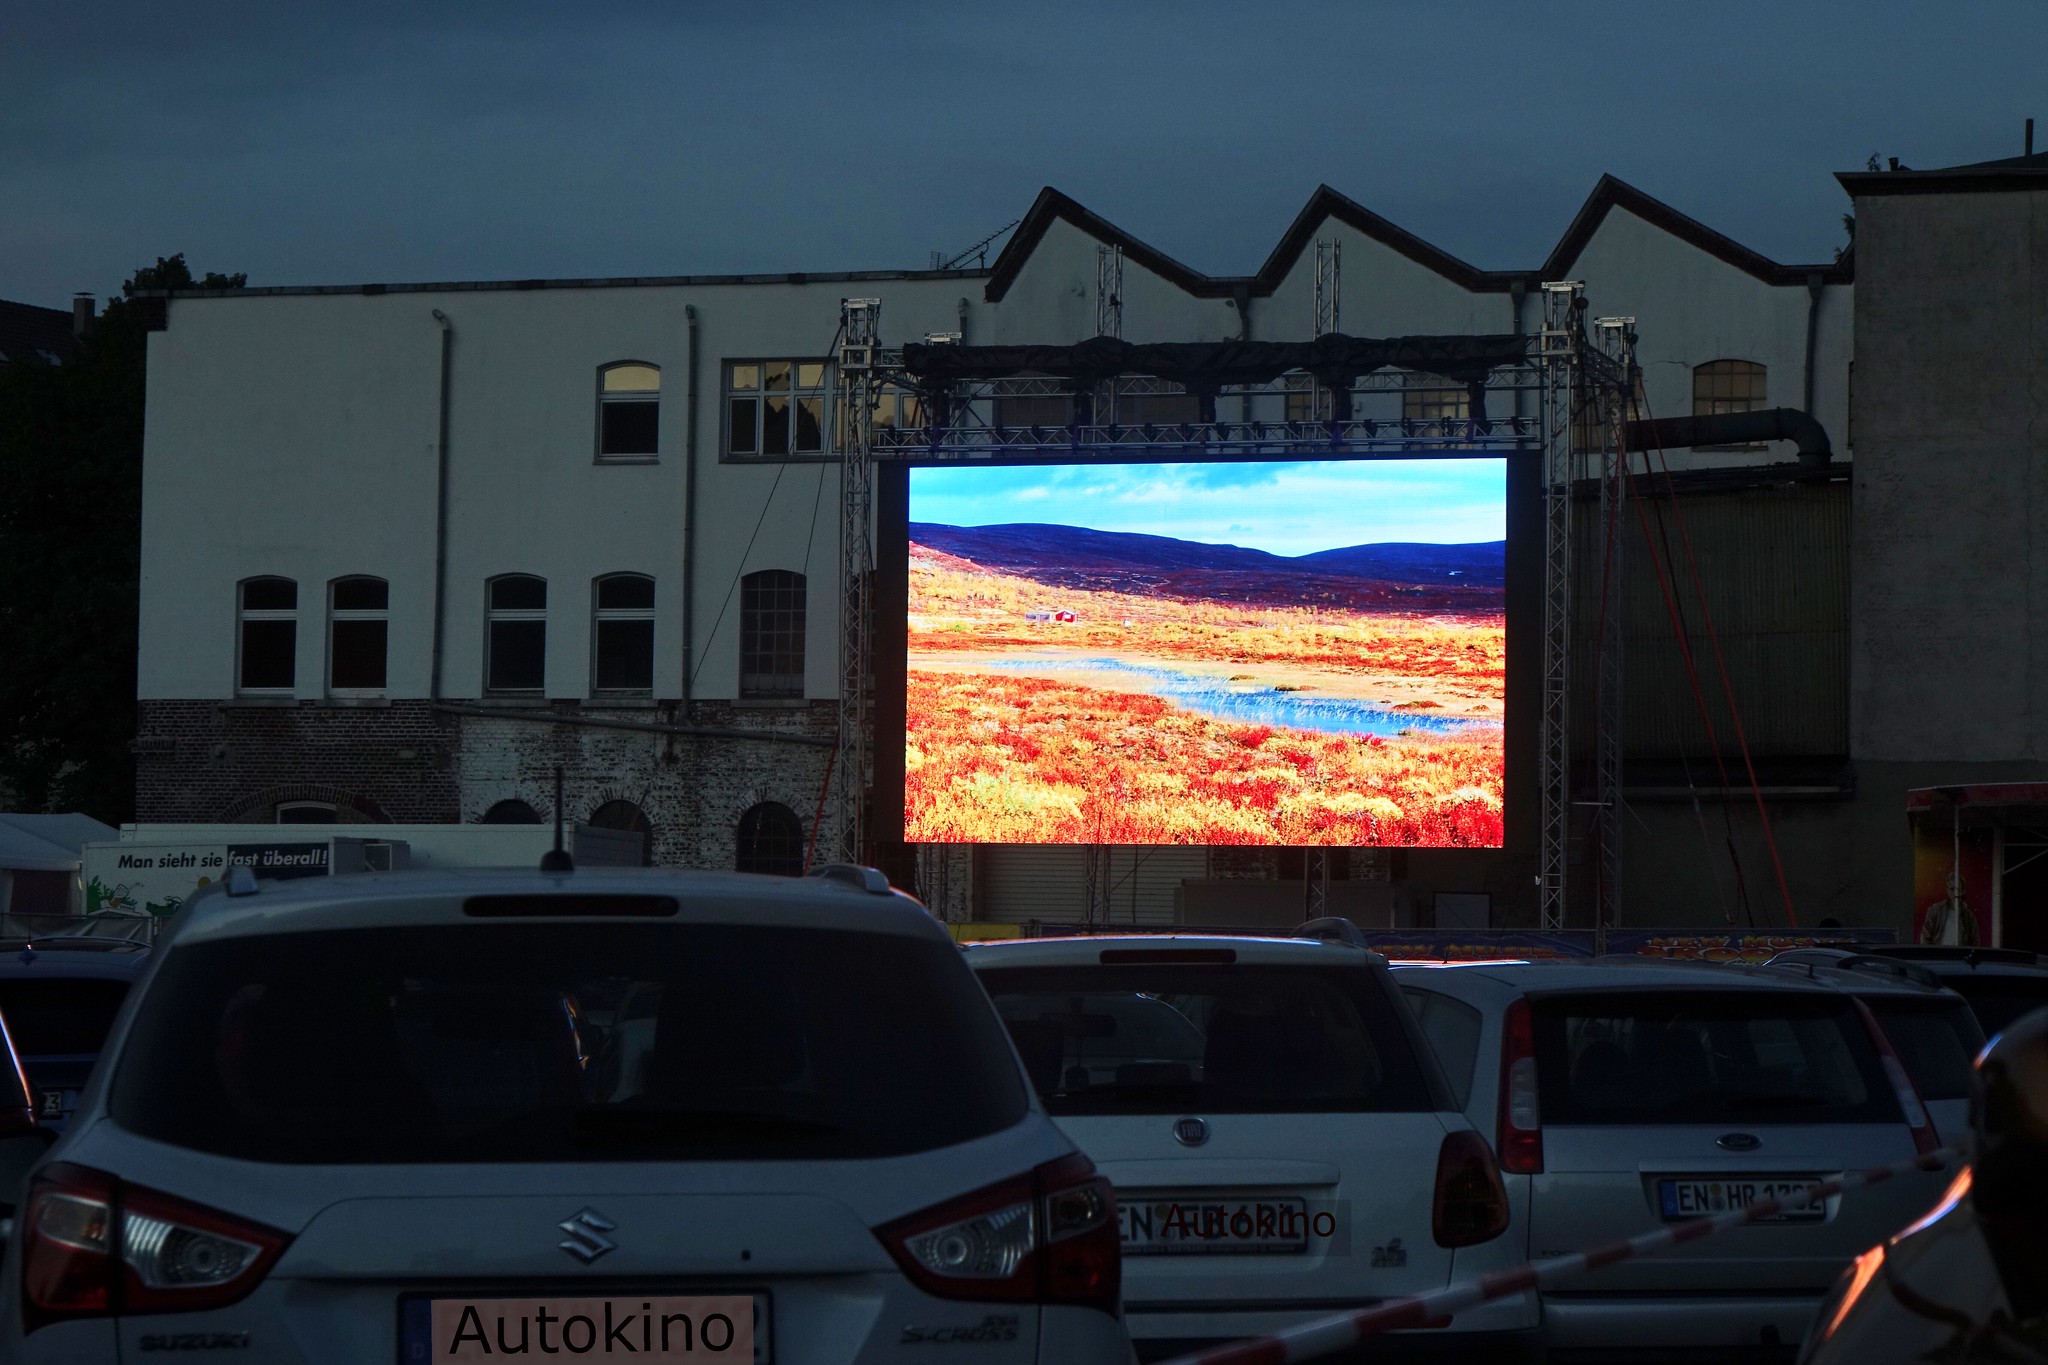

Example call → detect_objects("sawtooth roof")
983 175 1851 303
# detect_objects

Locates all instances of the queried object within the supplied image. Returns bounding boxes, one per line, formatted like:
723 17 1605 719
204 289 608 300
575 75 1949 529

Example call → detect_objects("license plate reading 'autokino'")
420 1295 757 1363
1659 1179 1825 1222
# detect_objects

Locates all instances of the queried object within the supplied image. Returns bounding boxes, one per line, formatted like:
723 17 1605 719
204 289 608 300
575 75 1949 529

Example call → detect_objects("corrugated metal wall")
1571 479 1849 760
977 845 1210 924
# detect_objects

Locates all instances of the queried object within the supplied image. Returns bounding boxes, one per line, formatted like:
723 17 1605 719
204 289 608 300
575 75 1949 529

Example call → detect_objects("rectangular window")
1283 374 1328 423
328 578 389 692
1692 360 1768 450
1403 372 1470 424
1112 380 1200 426
238 578 297 693
1533 992 1892 1126
740 571 805 698
487 576 547 694
598 364 660 461
976 964 1432 1116
107 923 1029 1163
593 575 655 695
0 979 130 1058
724 360 829 459
992 373 1076 429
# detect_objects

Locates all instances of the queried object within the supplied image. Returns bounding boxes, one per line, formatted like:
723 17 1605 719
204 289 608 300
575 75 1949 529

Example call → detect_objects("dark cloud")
3 0 2042 306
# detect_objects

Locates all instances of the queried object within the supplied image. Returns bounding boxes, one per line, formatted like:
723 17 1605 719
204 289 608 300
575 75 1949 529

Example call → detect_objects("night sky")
5 0 2042 308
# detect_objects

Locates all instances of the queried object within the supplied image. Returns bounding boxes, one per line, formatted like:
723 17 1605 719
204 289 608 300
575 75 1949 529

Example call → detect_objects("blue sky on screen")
909 459 1504 559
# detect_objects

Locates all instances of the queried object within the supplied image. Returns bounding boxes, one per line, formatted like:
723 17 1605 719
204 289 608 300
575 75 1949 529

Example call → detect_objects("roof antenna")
540 766 574 873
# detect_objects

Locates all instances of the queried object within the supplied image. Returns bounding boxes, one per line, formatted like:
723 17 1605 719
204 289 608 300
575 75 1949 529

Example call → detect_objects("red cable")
803 742 837 874
1635 386 1799 927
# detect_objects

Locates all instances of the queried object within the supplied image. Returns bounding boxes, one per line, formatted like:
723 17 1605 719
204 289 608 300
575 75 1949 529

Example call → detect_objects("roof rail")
1833 954 1943 989
806 863 893 896
1864 944 2044 967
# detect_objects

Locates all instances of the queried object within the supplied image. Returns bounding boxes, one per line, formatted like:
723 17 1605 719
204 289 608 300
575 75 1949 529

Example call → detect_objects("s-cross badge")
1172 1116 1209 1147
557 1207 618 1263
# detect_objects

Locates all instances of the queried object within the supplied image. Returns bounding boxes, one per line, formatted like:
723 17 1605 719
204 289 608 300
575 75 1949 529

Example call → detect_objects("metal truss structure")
1590 315 1638 942
826 294 1636 927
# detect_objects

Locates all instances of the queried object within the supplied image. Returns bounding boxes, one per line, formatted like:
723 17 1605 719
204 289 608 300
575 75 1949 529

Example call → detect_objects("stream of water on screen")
985 655 1500 739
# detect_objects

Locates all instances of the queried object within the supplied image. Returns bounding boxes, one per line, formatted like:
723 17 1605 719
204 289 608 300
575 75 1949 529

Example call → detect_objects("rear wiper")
569 1107 840 1142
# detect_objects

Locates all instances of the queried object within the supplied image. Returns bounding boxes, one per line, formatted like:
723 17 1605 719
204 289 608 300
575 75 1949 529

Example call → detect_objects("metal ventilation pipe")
1622 408 1834 470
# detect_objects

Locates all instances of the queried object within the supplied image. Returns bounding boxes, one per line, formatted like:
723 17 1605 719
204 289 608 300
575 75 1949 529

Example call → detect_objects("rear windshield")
111 924 1027 1163
1947 976 2048 1036
976 964 1433 1115
1536 992 1897 1126
0 979 131 1057
1865 999 1985 1102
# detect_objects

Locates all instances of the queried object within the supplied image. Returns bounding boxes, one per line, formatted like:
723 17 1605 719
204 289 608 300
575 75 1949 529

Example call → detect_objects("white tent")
0 813 119 920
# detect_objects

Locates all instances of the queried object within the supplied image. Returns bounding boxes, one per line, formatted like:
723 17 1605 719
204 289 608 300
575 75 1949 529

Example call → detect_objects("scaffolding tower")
826 292 1633 926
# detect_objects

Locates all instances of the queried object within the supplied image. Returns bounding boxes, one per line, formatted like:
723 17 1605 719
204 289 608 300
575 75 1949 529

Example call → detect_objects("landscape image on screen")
905 459 1506 846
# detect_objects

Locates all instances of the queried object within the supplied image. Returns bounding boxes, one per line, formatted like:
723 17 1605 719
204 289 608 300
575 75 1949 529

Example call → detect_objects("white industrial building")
132 175 1855 928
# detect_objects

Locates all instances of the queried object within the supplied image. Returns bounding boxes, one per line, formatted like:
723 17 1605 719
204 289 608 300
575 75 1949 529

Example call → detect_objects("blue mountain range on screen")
909 523 1506 589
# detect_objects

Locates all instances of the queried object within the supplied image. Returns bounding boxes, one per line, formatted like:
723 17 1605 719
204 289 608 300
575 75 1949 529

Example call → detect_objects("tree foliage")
0 255 245 819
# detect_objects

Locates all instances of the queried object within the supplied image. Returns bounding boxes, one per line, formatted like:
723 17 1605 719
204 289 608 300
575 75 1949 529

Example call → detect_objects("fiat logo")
1172 1116 1209 1147
1716 1132 1762 1152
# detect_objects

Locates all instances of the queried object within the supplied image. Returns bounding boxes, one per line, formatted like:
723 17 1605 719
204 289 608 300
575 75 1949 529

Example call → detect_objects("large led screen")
905 459 1506 846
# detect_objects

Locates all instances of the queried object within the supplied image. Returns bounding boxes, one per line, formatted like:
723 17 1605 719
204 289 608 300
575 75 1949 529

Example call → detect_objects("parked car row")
0 869 2040 1364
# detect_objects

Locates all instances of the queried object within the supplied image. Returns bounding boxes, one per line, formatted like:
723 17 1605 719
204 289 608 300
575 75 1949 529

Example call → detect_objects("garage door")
978 846 1209 926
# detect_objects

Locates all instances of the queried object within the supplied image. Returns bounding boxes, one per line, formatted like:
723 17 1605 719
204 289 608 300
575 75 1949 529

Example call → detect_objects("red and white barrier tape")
1157 1145 1964 1365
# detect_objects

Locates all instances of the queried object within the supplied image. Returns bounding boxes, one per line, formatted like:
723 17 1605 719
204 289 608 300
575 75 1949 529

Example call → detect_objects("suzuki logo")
557 1207 618 1264
1716 1132 1763 1152
1172 1116 1209 1148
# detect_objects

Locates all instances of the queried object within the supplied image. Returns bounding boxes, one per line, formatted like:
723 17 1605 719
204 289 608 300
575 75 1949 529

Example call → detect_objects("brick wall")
134 700 459 823
136 698 839 870
454 701 835 868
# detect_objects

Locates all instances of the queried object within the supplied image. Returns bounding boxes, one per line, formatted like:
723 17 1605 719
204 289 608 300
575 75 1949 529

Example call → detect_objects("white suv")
1394 959 1954 1359
1 865 1132 1364
963 934 1536 1363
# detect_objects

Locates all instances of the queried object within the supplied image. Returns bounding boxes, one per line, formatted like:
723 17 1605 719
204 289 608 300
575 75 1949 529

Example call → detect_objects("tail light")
21 1164 291 1334
1433 1130 1510 1247
877 1152 1120 1316
1853 1000 1941 1157
1497 998 1543 1175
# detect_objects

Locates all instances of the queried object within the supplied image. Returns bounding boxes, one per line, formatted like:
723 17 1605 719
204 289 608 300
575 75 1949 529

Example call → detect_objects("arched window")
1692 359 1768 449
237 576 297 694
328 576 389 692
589 799 654 866
740 570 805 698
486 574 547 694
736 802 804 876
275 801 338 824
592 573 655 695
481 799 542 825
597 362 660 461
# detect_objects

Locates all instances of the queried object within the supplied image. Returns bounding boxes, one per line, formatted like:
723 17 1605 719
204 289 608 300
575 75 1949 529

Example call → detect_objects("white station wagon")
964 934 1537 1363
0 865 1132 1365
1393 959 1954 1359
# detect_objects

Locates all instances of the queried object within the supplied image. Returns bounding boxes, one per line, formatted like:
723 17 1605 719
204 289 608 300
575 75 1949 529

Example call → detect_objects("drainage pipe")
429 309 453 700
682 305 699 705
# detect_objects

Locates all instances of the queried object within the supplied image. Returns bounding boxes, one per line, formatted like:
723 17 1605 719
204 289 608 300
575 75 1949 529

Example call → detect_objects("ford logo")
1716 1132 1762 1152
1172 1116 1209 1148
